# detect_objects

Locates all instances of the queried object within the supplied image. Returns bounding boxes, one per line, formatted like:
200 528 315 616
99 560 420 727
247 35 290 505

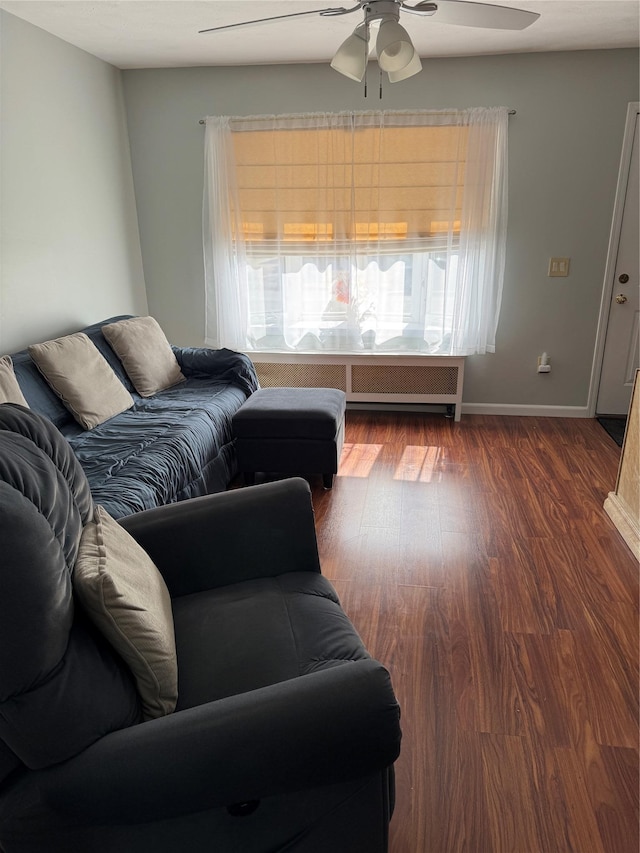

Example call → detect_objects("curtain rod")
198 108 517 124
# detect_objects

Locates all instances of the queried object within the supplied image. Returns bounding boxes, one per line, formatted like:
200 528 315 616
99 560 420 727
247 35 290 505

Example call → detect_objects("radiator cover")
248 354 464 421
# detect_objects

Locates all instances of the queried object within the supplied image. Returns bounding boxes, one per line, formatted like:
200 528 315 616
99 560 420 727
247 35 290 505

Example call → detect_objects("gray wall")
122 49 638 409
0 11 147 353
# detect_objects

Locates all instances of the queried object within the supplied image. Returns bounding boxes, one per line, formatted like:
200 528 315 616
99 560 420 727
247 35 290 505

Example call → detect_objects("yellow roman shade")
230 123 468 247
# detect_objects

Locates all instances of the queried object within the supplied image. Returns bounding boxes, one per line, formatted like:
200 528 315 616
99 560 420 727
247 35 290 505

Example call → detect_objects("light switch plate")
548 257 570 277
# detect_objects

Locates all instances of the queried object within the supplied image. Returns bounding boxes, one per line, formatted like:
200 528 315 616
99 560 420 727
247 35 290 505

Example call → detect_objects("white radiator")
247 353 465 421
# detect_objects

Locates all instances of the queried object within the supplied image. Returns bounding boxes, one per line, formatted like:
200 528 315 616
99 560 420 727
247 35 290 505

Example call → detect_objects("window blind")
230 124 468 245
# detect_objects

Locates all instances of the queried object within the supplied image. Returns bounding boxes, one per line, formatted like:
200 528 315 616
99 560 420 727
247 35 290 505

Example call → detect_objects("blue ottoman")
232 387 346 489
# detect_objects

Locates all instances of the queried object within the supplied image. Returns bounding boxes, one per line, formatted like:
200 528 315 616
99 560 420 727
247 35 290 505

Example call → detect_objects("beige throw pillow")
0 356 29 406
102 316 185 398
74 505 178 720
29 333 133 430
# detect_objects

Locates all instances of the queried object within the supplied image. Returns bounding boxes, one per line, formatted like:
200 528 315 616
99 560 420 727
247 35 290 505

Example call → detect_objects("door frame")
588 101 640 417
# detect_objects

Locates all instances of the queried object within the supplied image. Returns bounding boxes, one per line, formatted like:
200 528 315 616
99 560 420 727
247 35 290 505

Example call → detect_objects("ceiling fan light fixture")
330 23 370 81
387 49 422 82
376 18 415 72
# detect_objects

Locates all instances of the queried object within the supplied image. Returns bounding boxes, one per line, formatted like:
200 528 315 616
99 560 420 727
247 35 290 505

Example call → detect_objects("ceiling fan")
199 0 540 83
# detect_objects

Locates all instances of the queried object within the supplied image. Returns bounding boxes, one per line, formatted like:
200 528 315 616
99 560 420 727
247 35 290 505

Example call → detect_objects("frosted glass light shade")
376 20 414 72
331 26 369 82
388 50 422 82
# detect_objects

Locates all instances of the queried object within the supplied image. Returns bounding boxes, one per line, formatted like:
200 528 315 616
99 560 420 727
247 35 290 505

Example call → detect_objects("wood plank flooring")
308 412 639 853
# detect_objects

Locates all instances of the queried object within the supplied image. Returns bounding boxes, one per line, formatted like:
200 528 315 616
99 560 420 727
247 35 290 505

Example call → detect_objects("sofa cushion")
66 378 247 518
172 572 369 710
28 334 134 430
74 505 178 720
103 316 185 398
0 356 29 406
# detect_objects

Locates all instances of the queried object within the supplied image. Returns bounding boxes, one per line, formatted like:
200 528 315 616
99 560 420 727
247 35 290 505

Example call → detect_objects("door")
596 107 640 415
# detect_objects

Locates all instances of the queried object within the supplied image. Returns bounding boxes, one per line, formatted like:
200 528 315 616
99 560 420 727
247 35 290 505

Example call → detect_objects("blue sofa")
8 316 259 517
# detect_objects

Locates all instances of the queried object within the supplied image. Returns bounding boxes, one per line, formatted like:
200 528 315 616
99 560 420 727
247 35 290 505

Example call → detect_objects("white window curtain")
203 108 508 356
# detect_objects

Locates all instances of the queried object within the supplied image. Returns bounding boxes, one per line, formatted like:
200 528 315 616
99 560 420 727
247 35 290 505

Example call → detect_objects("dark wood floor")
309 411 639 853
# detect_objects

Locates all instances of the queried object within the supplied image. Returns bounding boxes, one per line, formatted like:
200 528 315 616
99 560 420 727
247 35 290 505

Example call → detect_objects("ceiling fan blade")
199 7 355 35
400 2 438 16
428 0 539 30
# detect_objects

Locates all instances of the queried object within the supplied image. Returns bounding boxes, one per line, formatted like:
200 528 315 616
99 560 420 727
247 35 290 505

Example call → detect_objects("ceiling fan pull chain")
379 67 383 99
364 19 369 97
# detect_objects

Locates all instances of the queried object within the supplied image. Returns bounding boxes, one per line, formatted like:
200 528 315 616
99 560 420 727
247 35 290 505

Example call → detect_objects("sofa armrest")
38 660 401 825
119 478 321 597
173 345 259 396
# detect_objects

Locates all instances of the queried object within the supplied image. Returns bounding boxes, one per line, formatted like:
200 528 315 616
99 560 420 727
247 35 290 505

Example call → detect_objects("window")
245 251 458 353
203 109 508 356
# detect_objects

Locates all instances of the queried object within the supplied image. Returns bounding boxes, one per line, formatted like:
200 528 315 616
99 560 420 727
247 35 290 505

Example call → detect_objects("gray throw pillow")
29 333 133 430
74 505 178 720
102 316 185 398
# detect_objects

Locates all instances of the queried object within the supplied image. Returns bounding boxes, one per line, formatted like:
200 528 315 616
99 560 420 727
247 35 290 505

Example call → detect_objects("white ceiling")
1 0 638 69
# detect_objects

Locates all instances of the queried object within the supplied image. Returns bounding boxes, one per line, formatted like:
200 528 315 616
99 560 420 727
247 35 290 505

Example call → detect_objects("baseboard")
604 492 640 560
346 402 591 418
461 403 590 418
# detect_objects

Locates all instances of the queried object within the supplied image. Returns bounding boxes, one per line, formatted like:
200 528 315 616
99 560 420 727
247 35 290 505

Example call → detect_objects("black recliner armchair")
0 404 401 853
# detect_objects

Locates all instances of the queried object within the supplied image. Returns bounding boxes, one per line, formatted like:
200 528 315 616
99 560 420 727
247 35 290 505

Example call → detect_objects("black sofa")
0 405 402 852
8 316 259 518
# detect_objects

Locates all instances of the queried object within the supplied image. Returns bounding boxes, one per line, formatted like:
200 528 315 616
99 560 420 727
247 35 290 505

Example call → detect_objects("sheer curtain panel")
203 108 509 356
